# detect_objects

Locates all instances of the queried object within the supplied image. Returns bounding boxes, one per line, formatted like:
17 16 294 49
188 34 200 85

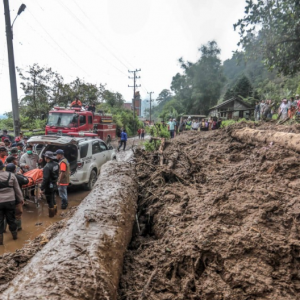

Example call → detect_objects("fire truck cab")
45 107 116 143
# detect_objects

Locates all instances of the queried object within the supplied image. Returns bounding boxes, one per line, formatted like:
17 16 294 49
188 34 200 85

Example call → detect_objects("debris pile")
119 126 300 300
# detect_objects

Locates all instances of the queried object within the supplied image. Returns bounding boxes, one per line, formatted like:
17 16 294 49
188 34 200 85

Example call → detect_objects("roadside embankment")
1 161 137 300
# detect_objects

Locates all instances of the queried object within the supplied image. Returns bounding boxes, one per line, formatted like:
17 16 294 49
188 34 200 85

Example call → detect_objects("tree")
157 89 172 104
102 90 125 108
224 75 253 101
234 0 300 75
171 41 225 114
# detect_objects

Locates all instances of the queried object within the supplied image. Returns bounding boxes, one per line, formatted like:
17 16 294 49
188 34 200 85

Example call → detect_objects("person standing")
141 128 145 140
55 150 70 210
168 118 175 138
260 100 266 119
137 128 141 139
279 99 289 120
0 161 24 244
5 163 28 231
255 102 260 121
185 117 192 130
41 151 59 218
19 144 41 172
118 129 128 151
0 147 7 164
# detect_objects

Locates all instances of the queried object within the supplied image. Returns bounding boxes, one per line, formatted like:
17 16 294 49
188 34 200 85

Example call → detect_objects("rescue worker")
55 149 70 210
16 142 25 158
5 163 28 231
0 160 24 244
0 147 7 164
19 144 41 172
70 97 82 108
41 151 59 218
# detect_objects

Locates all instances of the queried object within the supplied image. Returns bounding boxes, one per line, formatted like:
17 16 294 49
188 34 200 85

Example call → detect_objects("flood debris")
119 125 300 300
1 161 137 300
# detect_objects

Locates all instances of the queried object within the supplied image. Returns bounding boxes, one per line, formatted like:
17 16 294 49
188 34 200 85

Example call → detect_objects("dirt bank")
119 127 300 300
1 161 138 300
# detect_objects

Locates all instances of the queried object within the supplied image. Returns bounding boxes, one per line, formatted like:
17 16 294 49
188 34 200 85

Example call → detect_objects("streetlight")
3 1 26 137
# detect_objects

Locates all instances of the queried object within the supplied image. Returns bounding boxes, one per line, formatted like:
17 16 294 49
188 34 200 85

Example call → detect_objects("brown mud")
0 188 89 255
1 161 137 300
119 125 300 300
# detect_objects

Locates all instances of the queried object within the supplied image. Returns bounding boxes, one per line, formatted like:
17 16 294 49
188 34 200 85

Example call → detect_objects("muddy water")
0 187 89 255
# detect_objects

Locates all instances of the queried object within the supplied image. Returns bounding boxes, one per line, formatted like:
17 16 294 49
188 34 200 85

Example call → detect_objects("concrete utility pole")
128 69 141 133
3 1 26 137
147 91 154 125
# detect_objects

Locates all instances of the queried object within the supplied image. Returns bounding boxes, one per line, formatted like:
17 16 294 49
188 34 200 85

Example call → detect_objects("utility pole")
3 1 26 137
147 91 154 125
128 69 141 133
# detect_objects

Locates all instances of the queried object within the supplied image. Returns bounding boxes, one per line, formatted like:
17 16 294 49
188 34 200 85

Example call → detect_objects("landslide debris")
119 126 300 300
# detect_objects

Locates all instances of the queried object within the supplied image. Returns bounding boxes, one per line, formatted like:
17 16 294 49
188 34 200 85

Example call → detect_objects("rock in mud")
1 161 137 300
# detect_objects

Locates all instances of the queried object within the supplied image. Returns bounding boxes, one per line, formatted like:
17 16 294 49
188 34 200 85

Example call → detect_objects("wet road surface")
0 188 89 255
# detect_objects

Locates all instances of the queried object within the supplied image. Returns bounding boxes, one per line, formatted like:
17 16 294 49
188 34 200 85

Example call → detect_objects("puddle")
0 187 89 255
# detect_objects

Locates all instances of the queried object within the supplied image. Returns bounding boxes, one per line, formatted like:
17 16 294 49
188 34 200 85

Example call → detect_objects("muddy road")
0 188 90 255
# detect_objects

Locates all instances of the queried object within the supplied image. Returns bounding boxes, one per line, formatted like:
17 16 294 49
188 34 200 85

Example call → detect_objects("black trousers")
118 141 126 151
45 189 56 208
0 201 17 234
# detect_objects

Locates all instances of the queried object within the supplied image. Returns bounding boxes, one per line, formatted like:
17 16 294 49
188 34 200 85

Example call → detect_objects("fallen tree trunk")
1 161 138 300
231 127 300 152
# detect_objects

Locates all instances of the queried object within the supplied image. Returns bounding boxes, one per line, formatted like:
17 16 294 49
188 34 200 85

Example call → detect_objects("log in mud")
1 161 137 300
231 127 300 152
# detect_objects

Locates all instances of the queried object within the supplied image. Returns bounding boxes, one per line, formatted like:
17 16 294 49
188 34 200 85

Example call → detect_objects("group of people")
70 97 96 113
166 117 222 138
255 95 300 121
0 132 71 245
137 128 145 140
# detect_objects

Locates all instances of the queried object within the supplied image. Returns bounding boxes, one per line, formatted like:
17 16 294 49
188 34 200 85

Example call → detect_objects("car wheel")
85 170 97 191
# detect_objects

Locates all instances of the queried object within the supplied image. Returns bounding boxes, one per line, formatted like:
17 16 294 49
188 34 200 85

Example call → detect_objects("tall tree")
171 41 225 114
234 0 300 75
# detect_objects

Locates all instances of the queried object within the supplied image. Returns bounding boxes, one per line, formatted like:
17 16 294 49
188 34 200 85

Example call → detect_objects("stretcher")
21 169 43 207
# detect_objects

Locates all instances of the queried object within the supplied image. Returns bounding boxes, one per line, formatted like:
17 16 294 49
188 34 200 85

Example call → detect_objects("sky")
0 0 246 114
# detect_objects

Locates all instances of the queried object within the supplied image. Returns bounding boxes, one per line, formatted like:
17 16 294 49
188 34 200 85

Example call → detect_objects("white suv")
28 135 116 190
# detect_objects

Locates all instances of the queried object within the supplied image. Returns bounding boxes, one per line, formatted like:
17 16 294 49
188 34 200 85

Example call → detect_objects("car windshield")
47 113 78 127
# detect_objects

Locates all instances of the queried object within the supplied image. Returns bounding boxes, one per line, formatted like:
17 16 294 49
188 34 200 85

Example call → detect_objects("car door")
92 141 106 170
99 141 110 162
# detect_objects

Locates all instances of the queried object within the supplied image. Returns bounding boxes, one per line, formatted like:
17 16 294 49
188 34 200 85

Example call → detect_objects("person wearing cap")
6 155 21 174
185 117 192 131
19 144 41 172
0 147 7 164
41 151 59 218
0 160 24 244
5 163 28 231
55 149 70 210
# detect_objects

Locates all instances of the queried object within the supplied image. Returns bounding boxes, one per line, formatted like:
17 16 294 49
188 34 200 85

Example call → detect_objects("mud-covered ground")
119 123 300 300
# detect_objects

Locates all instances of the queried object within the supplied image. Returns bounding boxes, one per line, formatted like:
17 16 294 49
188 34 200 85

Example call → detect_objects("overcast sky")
0 0 246 114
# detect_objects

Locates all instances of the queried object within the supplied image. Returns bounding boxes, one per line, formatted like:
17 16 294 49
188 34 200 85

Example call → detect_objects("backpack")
0 172 13 189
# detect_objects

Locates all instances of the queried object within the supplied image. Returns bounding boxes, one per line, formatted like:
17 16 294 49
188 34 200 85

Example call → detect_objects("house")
123 103 132 110
208 98 254 120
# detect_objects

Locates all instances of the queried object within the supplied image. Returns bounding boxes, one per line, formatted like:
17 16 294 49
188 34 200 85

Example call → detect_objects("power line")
54 0 128 77
72 0 135 70
128 69 141 132
25 7 91 76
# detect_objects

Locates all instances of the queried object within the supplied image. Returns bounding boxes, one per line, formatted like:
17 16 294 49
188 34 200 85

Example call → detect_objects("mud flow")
0 188 89 255
119 123 300 300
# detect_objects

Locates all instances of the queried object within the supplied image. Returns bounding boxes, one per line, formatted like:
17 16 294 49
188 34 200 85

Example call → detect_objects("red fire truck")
45 107 116 143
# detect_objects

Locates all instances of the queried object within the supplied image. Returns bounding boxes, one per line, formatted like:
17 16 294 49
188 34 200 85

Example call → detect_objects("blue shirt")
120 132 127 141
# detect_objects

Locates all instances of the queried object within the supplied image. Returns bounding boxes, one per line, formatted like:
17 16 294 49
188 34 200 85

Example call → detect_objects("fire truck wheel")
85 170 97 191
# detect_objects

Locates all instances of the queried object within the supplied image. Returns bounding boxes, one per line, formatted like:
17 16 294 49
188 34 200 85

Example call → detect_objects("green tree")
234 0 300 75
157 89 172 104
171 41 225 114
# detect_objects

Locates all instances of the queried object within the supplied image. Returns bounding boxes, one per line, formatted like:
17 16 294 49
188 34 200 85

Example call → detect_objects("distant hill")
0 115 7 119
